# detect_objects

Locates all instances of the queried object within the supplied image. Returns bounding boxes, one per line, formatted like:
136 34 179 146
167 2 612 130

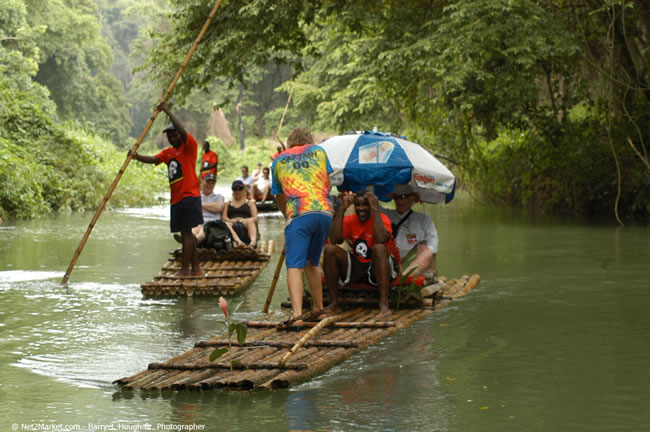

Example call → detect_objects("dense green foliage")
206 136 276 181
0 0 165 220
23 0 132 142
2 0 649 221
0 81 166 219
144 0 650 220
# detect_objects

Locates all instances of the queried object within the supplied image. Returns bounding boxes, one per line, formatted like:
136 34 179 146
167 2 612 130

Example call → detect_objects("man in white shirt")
251 162 264 181
251 167 272 201
381 184 438 278
236 165 256 198
191 173 225 245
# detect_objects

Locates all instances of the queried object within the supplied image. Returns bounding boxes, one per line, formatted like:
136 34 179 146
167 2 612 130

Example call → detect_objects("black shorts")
341 252 400 286
170 196 203 232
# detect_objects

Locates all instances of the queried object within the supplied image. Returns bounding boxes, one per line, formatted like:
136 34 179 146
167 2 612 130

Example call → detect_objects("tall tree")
24 0 132 142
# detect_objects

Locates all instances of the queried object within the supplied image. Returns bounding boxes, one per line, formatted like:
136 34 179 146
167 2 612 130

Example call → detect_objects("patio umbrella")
318 130 456 203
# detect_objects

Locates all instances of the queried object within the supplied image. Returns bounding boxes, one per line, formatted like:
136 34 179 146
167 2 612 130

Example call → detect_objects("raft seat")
321 274 426 290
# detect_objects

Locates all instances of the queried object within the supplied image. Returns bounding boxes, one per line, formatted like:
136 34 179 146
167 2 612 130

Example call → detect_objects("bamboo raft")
140 240 274 297
255 199 279 212
117 273 480 391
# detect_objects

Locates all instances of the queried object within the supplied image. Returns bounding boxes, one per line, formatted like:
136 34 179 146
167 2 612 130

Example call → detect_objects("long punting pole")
61 0 225 284
272 85 294 147
263 246 286 313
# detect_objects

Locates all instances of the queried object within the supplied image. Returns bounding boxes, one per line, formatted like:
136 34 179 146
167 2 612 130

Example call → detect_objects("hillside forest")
1 0 649 223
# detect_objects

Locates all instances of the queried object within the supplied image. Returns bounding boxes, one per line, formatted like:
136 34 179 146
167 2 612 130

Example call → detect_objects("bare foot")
171 270 192 278
322 304 342 316
378 305 392 318
191 269 204 277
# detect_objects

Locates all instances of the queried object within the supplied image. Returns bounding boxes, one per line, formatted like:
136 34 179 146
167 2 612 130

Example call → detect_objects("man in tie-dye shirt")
272 127 333 324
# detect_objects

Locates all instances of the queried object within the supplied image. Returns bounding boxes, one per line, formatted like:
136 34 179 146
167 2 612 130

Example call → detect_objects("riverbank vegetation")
1 0 649 222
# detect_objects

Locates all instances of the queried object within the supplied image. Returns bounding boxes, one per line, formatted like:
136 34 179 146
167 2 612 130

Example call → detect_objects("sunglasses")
232 186 244 191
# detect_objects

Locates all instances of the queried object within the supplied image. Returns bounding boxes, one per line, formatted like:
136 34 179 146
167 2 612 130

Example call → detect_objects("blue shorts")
170 196 203 232
284 213 333 268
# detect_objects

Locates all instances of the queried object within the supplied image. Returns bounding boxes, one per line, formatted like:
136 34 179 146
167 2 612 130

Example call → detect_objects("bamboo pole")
61 0 225 284
246 320 396 329
278 313 346 366
453 274 481 299
263 245 285 313
272 86 294 146
195 339 359 348
148 361 308 371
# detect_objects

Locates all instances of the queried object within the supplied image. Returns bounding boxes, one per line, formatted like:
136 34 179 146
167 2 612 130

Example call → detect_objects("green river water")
1 188 649 432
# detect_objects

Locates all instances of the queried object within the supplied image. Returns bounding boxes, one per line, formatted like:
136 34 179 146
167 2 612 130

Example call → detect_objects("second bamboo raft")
117 273 480 392
140 240 274 297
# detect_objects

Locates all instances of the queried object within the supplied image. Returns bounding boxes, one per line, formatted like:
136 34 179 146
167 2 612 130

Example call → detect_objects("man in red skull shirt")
130 102 202 277
323 191 401 316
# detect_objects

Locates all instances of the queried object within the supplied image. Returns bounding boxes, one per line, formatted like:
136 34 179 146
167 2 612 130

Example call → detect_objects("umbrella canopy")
318 131 456 203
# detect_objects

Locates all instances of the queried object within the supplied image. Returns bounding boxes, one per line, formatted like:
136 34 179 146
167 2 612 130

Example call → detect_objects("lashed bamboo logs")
141 241 271 296
246 320 396 329
116 274 481 391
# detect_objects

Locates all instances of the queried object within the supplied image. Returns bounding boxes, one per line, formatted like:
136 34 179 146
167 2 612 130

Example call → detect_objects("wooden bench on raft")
288 273 442 310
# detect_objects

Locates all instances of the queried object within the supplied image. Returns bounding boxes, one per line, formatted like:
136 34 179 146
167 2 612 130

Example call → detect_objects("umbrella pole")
61 0 225 284
263 246 286 313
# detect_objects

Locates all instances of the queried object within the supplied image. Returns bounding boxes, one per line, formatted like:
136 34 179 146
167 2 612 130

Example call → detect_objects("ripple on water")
0 270 63 283
115 206 169 221
3 279 204 391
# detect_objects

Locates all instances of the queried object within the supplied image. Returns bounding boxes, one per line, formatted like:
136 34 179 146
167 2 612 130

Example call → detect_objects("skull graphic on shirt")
353 239 370 260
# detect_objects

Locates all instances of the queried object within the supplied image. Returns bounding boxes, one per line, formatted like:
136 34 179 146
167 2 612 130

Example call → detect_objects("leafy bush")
0 74 166 220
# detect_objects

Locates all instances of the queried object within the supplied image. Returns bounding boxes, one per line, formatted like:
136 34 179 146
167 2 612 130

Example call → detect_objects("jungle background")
1 0 648 222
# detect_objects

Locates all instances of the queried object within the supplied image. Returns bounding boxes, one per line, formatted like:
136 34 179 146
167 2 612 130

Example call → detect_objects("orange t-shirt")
342 213 401 264
200 150 218 177
155 132 200 205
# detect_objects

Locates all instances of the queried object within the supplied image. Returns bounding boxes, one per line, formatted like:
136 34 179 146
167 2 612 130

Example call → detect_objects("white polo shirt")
381 207 439 259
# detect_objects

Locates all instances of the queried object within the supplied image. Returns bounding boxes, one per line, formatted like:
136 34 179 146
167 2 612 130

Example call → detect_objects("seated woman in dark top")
222 179 258 248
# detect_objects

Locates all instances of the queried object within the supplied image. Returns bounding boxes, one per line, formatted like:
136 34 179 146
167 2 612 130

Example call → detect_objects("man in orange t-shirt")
200 141 218 179
323 191 401 316
130 101 202 278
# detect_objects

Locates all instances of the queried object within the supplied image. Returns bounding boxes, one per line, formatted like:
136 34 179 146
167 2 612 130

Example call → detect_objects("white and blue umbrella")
318 130 456 204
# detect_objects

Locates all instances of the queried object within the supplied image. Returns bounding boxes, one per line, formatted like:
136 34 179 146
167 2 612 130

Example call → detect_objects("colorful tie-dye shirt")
271 144 333 222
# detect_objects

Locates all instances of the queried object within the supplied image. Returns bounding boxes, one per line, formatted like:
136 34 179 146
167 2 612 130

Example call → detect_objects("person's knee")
372 243 388 258
416 248 434 267
323 244 339 258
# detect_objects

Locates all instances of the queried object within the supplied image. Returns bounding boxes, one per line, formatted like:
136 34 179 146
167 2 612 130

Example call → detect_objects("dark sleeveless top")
227 200 252 219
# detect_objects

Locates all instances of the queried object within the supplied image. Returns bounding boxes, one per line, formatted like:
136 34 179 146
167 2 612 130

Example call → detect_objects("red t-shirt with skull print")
342 213 401 265
154 132 200 205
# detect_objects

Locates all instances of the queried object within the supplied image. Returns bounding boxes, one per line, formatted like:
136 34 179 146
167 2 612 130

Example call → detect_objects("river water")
1 188 649 432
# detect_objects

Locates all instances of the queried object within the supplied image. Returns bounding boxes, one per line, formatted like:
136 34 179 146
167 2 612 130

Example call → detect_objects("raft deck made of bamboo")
255 199 279 212
118 273 480 391
140 240 274 297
